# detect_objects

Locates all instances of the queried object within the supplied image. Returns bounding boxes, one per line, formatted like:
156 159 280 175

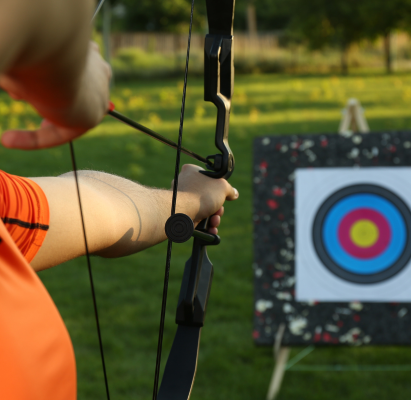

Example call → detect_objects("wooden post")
338 98 370 134
266 324 290 400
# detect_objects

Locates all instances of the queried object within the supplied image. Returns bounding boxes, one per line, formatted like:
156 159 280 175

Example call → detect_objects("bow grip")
175 218 218 327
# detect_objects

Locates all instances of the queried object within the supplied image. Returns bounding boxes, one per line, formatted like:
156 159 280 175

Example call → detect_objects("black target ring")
165 213 194 243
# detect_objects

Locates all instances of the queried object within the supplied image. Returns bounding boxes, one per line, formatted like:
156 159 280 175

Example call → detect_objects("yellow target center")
349 219 379 248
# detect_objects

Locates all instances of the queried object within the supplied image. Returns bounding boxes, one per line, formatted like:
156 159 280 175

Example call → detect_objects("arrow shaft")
108 110 212 167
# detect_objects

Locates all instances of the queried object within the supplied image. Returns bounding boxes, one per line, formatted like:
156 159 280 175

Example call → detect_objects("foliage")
99 0 252 33
109 42 411 81
101 0 411 49
275 0 368 50
362 0 411 38
100 0 205 33
266 0 411 73
233 0 291 32
3 72 411 399
112 48 179 79
111 47 205 79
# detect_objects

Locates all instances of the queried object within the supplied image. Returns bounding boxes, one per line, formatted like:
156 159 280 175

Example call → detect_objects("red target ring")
337 208 392 259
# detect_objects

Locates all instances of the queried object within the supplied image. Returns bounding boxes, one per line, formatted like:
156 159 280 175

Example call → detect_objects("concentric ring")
312 184 411 284
165 213 194 243
338 208 391 259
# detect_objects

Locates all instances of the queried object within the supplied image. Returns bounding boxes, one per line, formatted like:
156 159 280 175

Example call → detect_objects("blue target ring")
313 184 411 284
323 194 406 274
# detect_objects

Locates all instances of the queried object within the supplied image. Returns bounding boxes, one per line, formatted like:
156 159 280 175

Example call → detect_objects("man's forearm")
70 171 200 258
30 170 200 270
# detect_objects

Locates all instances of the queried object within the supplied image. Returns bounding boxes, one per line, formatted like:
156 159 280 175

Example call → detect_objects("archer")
0 0 238 398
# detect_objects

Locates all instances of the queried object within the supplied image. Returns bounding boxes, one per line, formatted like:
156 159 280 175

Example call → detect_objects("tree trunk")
246 3 257 36
341 45 349 75
384 32 392 74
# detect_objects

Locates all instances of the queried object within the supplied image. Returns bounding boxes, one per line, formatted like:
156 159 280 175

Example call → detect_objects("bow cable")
93 0 106 21
152 0 196 399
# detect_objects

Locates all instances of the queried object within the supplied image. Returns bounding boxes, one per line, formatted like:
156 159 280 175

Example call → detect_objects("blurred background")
100 0 411 78
3 0 411 399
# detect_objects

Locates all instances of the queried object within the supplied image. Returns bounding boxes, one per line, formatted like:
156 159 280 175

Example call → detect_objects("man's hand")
1 42 111 149
173 164 239 235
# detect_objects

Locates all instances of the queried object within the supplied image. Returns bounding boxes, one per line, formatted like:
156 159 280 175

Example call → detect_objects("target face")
296 168 411 302
313 184 411 284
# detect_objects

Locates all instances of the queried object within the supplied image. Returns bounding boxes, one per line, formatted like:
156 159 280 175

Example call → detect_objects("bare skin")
0 0 110 148
0 0 239 272
30 165 238 272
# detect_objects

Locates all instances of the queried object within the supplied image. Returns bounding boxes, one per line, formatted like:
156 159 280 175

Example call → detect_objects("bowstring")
152 0 196 399
69 144 111 400
93 0 106 21
67 1 111 399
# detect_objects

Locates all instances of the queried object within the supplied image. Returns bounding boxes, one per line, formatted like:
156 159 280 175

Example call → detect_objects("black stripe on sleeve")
2 217 49 231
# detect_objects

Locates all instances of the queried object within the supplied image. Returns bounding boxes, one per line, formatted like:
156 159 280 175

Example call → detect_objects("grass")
2 71 411 399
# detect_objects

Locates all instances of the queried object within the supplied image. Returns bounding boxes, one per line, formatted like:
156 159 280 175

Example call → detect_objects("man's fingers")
1 121 83 149
208 226 218 235
90 41 100 52
2 129 40 149
209 214 221 228
226 184 239 201
0 75 25 100
207 212 222 234
213 207 224 217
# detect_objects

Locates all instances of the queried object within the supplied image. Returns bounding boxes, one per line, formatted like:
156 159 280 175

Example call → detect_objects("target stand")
253 131 411 400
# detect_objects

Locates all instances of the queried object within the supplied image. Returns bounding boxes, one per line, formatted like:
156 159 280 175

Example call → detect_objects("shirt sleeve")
0 170 49 263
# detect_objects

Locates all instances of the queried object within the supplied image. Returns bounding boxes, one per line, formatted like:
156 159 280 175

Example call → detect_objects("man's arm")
30 165 238 272
0 0 110 149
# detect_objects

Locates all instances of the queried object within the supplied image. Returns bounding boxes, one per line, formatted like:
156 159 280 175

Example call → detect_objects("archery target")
313 184 411 284
296 168 411 302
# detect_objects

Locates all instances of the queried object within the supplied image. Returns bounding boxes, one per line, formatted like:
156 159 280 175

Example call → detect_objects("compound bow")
69 1 236 399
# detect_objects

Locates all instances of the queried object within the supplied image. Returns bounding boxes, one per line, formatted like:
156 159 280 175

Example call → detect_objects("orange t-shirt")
0 170 76 400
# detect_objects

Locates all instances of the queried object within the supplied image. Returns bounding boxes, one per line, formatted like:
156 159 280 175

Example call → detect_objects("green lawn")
2 71 411 399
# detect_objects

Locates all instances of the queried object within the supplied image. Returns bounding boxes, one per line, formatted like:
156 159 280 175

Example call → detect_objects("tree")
362 0 411 73
104 0 205 33
274 0 370 74
234 0 290 32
